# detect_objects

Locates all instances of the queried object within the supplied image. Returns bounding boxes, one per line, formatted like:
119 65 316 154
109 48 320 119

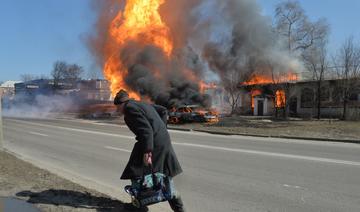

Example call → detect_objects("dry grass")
171 116 360 141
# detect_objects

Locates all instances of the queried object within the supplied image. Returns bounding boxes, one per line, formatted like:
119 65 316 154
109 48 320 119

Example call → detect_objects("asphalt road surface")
3 117 360 212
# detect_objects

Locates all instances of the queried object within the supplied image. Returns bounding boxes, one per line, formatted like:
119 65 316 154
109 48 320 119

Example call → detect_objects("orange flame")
199 81 217 94
276 90 286 108
243 72 298 86
103 0 173 98
251 89 262 108
251 89 286 108
245 75 273 86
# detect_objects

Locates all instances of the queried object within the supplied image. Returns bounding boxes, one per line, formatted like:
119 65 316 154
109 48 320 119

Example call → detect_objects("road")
3 117 360 212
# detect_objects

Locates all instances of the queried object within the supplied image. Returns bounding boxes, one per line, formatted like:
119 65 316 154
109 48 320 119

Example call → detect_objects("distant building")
76 79 111 101
15 79 55 97
14 79 112 103
0 81 21 98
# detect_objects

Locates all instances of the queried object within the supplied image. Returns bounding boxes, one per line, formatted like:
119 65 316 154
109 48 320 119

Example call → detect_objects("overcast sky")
1 0 359 82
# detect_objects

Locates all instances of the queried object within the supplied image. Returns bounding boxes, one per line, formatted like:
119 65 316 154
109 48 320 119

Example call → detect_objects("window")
349 93 359 101
320 87 330 102
301 88 314 108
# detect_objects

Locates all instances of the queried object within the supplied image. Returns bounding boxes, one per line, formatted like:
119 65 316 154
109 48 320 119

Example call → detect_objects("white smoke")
3 94 75 118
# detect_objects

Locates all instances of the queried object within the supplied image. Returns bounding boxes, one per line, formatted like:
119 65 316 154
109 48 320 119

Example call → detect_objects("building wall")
1 81 18 98
0 87 15 98
76 79 111 101
238 90 253 115
294 80 360 119
12 79 112 104
254 97 273 116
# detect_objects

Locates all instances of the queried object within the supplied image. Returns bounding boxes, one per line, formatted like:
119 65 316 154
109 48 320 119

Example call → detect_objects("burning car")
168 105 219 124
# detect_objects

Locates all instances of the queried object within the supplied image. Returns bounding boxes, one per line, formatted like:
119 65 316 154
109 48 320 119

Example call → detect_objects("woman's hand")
143 152 152 166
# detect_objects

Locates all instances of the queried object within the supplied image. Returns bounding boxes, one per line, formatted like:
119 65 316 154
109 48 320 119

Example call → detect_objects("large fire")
89 0 305 119
102 0 216 100
104 0 173 98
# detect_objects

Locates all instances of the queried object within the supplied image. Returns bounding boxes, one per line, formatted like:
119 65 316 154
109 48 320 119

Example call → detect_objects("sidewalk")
0 149 123 212
0 148 171 212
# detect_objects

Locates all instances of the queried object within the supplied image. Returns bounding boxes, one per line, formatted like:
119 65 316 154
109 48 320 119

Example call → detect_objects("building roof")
0 81 22 88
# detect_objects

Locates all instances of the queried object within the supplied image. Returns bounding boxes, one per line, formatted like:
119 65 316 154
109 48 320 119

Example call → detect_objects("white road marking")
28 131 49 137
283 184 302 189
173 142 360 166
12 119 134 140
105 146 131 153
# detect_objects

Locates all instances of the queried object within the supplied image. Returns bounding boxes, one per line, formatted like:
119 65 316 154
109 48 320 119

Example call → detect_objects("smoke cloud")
187 0 302 82
88 0 302 108
3 94 75 119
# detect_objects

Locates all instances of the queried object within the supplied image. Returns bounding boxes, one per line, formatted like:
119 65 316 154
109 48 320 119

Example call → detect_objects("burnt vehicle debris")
168 105 219 124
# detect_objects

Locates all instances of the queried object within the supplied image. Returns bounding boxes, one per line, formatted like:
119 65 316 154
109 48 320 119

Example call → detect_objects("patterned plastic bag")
125 172 177 207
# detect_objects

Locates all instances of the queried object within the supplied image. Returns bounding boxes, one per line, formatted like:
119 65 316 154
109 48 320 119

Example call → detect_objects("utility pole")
0 97 3 151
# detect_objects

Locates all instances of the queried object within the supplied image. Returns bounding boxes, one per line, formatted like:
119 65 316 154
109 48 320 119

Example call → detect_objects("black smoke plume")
118 42 211 108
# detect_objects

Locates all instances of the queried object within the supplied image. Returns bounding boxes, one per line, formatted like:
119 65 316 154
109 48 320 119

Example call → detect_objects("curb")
172 128 360 144
167 127 192 132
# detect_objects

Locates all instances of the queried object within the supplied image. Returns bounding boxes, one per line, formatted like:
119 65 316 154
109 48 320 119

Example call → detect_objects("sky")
1 0 359 82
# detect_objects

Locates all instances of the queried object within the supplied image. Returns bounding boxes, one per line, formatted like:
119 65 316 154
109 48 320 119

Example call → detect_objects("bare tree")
302 37 329 119
223 69 242 114
51 61 84 89
274 0 330 119
333 37 360 120
274 0 329 55
20 74 49 82
20 74 37 82
51 61 67 90
64 64 84 87
87 66 102 80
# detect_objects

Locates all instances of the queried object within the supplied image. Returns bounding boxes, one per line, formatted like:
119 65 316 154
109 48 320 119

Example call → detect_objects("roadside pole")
0 97 3 151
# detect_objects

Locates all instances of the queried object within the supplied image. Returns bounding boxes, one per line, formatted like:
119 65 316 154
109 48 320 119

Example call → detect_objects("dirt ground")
0 150 124 212
168 116 360 141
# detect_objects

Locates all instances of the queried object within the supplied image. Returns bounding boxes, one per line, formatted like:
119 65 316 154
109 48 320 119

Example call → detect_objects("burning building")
237 72 299 116
238 77 360 119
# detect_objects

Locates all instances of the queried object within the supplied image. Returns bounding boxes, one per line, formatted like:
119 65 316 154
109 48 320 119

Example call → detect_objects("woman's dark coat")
120 100 183 180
